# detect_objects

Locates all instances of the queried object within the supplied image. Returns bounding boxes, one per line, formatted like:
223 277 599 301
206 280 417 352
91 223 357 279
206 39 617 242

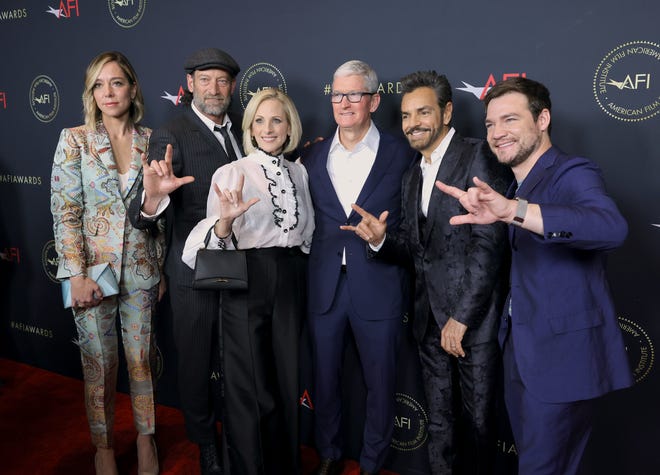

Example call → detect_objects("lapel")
406 159 423 244
184 107 231 161
424 135 463 244
91 124 148 204
348 132 393 221
123 125 148 202
516 146 559 199
311 138 347 216
91 125 121 199
509 146 560 244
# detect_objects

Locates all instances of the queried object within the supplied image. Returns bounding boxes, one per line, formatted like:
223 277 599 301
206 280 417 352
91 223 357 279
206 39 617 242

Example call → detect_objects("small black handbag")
192 227 248 290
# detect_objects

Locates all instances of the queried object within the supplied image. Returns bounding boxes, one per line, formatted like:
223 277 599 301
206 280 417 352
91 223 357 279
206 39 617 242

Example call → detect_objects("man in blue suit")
302 60 416 475
437 77 633 475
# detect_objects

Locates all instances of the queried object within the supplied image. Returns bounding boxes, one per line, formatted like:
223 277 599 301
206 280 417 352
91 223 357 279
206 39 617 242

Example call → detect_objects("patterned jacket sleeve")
50 128 86 279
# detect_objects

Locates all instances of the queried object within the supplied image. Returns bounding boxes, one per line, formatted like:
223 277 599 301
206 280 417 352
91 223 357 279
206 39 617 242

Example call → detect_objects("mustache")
405 126 431 136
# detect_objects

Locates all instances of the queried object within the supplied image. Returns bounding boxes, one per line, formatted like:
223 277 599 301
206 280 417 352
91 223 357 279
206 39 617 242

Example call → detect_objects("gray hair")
333 60 379 92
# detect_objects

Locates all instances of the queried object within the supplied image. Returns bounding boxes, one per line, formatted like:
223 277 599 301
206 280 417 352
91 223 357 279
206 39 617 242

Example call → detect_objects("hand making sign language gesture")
211 173 260 239
140 144 195 215
339 203 388 247
436 176 544 235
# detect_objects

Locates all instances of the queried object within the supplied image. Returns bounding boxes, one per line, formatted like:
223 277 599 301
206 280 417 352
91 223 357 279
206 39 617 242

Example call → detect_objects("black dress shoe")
199 443 223 475
315 458 343 475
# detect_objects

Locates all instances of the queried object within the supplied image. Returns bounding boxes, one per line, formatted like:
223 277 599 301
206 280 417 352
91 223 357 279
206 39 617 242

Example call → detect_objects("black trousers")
419 317 499 475
222 247 306 475
169 279 221 445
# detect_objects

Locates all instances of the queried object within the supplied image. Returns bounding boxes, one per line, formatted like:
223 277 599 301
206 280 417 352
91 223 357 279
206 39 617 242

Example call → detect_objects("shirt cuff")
140 190 170 219
368 234 386 252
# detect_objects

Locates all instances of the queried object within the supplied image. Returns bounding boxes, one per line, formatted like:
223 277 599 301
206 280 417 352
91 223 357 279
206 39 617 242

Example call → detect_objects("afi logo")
395 415 411 430
46 0 80 18
114 0 135 7
607 74 651 90
0 247 20 263
33 94 51 105
161 85 187 106
458 73 527 100
0 92 6 109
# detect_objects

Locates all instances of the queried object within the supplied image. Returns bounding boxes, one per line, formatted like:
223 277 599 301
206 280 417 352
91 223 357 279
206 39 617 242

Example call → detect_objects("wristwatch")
512 198 528 227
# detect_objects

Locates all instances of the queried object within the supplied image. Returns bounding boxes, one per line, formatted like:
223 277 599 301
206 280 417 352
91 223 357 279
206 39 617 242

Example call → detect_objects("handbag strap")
203 224 239 249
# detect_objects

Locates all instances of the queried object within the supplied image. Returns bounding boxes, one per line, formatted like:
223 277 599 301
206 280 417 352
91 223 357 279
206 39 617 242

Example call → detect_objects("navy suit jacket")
129 105 243 286
378 134 513 345
302 129 416 320
502 146 633 403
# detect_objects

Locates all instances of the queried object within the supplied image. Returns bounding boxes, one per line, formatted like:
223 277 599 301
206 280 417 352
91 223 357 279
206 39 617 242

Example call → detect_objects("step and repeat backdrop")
1 1 658 473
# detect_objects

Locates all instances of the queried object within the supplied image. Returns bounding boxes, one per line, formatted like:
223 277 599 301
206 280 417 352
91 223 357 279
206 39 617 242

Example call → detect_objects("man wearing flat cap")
130 47 242 475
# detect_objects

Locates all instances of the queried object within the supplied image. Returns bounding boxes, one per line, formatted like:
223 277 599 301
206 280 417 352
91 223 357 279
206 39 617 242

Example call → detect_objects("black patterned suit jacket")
378 133 512 345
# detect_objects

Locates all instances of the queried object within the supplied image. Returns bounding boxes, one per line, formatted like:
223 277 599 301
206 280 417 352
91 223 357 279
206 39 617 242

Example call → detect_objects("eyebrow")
402 105 433 114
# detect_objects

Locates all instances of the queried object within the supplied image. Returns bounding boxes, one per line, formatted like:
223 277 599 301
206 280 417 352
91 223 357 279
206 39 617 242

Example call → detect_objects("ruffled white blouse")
182 149 315 269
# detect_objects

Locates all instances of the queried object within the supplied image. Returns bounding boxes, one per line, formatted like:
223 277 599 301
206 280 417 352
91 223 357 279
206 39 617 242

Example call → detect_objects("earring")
251 136 258 147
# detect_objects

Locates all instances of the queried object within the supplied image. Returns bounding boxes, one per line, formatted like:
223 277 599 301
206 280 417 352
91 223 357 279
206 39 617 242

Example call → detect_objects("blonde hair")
242 88 302 155
82 51 144 130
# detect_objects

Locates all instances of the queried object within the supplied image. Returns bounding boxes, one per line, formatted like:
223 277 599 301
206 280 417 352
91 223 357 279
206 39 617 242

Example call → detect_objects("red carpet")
0 358 396 474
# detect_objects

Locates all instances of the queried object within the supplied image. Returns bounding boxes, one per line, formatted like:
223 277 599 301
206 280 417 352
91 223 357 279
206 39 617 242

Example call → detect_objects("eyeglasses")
330 91 375 103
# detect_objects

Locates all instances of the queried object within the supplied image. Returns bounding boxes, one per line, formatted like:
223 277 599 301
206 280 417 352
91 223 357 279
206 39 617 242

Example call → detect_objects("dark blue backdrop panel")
1 1 658 473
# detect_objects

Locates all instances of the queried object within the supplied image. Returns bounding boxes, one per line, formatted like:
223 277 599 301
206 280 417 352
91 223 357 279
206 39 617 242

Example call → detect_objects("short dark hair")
484 77 552 125
400 70 452 109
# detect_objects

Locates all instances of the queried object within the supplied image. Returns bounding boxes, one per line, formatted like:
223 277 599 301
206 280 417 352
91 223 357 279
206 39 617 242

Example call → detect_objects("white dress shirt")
326 121 380 217
191 102 242 158
419 127 455 216
182 150 315 269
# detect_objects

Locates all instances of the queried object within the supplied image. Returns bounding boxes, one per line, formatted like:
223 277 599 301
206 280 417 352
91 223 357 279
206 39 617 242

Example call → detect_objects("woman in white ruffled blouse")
183 88 313 474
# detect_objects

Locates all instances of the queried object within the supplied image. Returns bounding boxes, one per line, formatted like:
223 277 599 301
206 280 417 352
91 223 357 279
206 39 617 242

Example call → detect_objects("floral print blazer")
50 123 163 290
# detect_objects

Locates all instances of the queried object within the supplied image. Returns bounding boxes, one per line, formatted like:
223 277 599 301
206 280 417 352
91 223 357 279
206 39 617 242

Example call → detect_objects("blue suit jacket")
502 146 633 403
302 129 416 320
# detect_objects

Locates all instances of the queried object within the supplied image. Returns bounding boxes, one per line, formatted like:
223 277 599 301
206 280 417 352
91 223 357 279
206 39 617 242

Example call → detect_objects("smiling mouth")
407 128 430 137
495 140 515 149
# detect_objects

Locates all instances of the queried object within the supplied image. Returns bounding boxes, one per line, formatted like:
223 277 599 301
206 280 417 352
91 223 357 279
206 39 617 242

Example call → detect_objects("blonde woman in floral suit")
50 51 163 475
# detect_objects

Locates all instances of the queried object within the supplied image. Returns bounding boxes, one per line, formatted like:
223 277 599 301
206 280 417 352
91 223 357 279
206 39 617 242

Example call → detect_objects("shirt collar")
252 149 284 167
329 121 379 154
191 102 232 132
419 127 455 170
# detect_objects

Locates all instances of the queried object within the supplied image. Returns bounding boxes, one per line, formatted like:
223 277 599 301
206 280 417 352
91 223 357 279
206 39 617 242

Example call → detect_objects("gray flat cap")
184 48 240 76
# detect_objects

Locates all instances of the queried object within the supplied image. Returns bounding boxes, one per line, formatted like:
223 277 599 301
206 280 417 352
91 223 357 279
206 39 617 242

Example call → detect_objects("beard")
193 94 230 118
496 133 542 168
405 126 443 153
